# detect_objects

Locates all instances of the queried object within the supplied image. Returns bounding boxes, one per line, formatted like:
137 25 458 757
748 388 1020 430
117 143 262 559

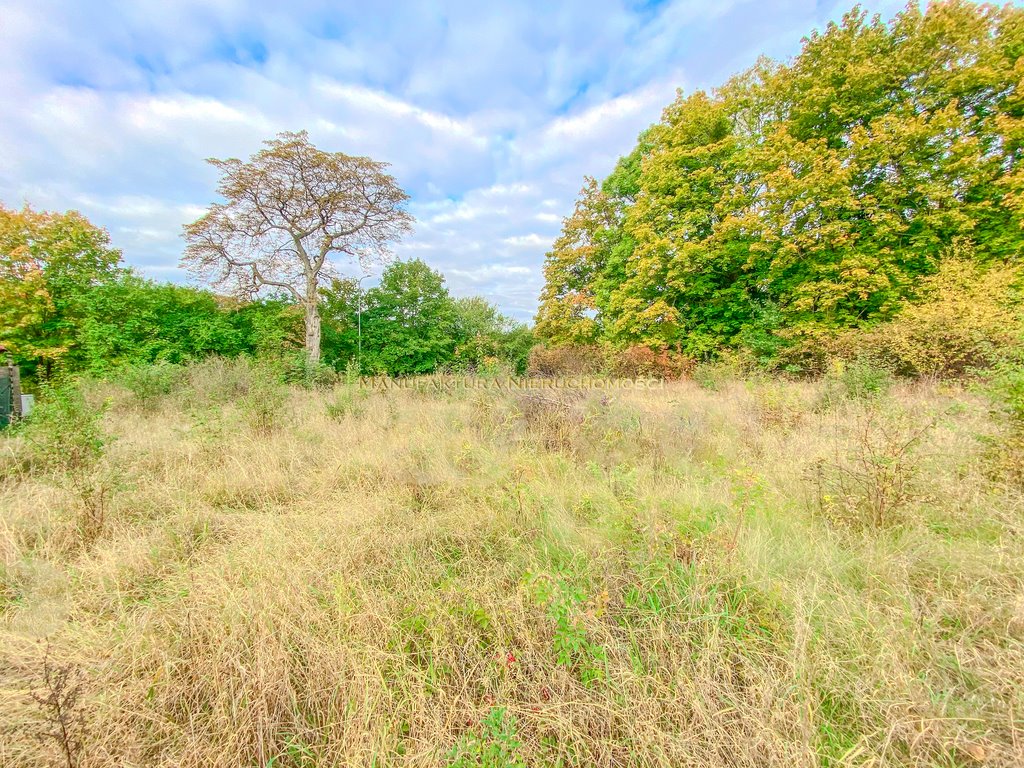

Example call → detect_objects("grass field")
1 362 1023 767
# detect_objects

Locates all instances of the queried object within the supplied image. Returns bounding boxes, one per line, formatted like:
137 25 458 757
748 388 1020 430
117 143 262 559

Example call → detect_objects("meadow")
1 360 1022 767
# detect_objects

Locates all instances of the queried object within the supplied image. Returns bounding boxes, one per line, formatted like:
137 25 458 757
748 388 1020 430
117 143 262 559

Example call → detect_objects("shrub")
607 344 693 379
692 351 751 391
527 345 603 377
240 367 287 434
326 364 367 420
818 356 893 408
282 351 338 389
984 361 1024 482
810 408 935 528
116 361 184 410
838 256 1024 377
185 356 255 405
22 380 107 474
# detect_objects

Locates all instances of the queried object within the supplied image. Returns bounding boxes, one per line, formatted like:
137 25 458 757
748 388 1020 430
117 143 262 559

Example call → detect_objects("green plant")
819 356 892 408
117 361 184 410
240 369 287 434
22 380 107 473
983 361 1024 482
283 351 338 389
446 707 526 768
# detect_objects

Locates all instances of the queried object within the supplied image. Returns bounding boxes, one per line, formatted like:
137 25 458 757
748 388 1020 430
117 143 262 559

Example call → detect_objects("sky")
0 0 908 322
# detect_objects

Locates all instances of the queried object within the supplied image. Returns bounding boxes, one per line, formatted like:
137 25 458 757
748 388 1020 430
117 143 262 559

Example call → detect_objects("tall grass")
0 365 1021 766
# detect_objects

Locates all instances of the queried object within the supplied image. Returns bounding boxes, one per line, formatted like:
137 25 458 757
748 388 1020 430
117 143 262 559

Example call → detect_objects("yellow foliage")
841 257 1024 376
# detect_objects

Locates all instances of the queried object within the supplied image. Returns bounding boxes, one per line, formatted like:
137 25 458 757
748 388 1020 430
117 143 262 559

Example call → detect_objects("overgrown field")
1 361 1023 767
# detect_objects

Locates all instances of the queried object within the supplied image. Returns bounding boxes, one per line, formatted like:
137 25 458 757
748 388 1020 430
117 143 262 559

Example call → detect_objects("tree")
536 1 1024 364
0 204 122 377
360 259 458 375
451 296 532 372
77 275 245 369
182 131 414 365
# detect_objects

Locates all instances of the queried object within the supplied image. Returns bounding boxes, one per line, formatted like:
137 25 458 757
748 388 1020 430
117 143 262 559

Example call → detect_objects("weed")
240 368 287 434
446 707 526 768
22 380 106 474
811 407 935 528
819 356 893 408
116 361 184 410
31 643 85 768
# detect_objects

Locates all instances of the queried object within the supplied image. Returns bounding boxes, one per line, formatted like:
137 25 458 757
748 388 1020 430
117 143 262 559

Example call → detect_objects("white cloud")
0 0 912 321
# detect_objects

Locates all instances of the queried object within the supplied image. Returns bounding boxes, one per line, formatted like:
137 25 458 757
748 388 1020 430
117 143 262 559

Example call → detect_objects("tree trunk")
304 281 322 366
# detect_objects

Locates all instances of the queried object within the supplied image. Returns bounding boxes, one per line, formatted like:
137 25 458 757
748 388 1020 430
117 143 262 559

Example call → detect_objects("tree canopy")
536 1 1024 365
182 131 414 365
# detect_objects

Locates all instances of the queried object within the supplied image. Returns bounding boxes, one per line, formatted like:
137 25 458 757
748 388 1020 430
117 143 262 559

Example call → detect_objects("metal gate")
0 361 21 428
0 370 11 427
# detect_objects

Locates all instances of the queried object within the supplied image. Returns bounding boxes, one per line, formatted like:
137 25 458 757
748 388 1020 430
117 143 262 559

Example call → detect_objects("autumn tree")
182 131 414 365
0 204 122 376
536 1 1024 363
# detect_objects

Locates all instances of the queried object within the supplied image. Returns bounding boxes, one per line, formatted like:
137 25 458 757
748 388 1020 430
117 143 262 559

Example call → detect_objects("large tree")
182 131 413 365
360 259 458 375
0 204 123 376
536 1 1024 360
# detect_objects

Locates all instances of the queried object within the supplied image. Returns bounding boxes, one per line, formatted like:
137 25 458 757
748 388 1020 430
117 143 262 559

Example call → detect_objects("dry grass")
1 368 1023 767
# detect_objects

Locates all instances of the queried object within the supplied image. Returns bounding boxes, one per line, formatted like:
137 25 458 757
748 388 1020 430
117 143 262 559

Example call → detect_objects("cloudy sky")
1 0 906 321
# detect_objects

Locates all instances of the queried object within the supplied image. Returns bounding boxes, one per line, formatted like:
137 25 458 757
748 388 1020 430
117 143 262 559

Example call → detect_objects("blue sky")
0 0 907 321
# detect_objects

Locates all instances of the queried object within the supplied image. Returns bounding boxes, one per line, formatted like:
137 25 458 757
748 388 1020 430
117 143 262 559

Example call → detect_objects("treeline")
536 1 1024 375
0 205 532 381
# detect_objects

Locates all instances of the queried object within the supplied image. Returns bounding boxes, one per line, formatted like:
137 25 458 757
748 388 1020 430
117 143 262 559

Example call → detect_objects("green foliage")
116 361 185 410
281 351 338 389
835 256 1024 377
819 357 893 407
988 362 1024 426
77 276 243 370
240 367 287 435
446 708 526 768
359 259 459 375
536 2 1024 370
22 379 107 473
0 204 122 377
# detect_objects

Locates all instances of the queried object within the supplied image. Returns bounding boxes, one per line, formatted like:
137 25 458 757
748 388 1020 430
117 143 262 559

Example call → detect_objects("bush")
837 257 1024 377
185 356 255 405
22 380 107 474
527 344 604 377
819 356 893 408
282 351 338 389
116 361 184 410
239 367 287 434
809 408 935 528
326 361 367 420
607 345 693 379
692 352 751 391
984 361 1024 482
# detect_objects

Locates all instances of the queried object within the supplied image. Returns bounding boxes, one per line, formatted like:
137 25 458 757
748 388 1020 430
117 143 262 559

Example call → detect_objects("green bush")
282 351 338 389
22 380 107 473
117 361 184 410
819 356 892 408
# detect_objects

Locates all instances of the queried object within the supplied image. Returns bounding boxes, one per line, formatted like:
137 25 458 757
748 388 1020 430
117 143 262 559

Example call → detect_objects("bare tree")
182 131 413 365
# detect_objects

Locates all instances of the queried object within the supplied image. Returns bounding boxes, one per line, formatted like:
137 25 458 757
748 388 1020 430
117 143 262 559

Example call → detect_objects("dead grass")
1 372 1022 767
